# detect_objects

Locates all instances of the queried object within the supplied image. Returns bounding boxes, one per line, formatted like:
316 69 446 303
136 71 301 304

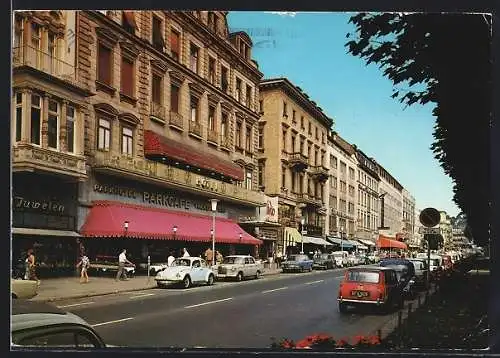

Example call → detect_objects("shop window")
208 57 216 84
30 94 41 145
120 56 135 98
15 92 22 142
208 105 216 131
189 43 199 73
170 84 179 113
245 125 252 152
152 15 165 50
97 43 112 86
66 106 75 153
170 29 180 62
47 100 59 149
152 73 162 105
97 117 111 151
121 126 133 155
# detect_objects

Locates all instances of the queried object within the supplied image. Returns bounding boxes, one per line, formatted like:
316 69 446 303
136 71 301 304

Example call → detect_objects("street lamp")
173 225 177 239
239 232 242 242
300 217 305 254
210 199 219 266
123 221 129 235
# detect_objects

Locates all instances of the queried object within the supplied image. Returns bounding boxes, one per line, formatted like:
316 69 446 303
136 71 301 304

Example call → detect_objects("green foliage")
346 13 491 246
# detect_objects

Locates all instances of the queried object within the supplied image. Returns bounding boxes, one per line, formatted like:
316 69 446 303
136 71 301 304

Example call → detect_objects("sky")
227 11 461 217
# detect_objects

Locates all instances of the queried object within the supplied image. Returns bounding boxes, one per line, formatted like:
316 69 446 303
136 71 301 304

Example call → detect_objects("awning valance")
357 238 376 247
12 228 81 237
302 236 333 246
376 235 407 250
80 201 262 245
357 244 369 250
284 227 301 244
326 236 354 249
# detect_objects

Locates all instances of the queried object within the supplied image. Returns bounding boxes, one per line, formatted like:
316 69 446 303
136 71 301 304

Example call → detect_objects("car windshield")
346 271 380 283
171 259 191 267
222 257 244 264
316 254 329 260
288 255 306 261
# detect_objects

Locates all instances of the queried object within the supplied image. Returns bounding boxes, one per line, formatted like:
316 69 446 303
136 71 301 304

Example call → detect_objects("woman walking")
26 249 39 284
76 252 90 283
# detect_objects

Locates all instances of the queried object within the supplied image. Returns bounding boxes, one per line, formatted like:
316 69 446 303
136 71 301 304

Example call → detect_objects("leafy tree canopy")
345 13 491 246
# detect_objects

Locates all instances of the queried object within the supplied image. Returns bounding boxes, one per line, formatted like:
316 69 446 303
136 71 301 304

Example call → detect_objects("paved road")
57 268 397 348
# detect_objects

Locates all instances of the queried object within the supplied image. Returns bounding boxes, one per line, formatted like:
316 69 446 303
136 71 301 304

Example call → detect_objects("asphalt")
50 267 431 348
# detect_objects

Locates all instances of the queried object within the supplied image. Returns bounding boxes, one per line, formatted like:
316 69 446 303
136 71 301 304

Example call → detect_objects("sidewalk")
32 267 282 303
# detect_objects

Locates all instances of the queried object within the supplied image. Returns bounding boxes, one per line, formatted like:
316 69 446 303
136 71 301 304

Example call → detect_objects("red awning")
80 201 262 245
376 235 407 250
144 130 244 181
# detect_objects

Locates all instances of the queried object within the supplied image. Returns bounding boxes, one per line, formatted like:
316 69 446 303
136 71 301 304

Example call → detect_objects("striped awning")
326 236 354 249
357 238 376 247
302 236 333 246
284 227 302 244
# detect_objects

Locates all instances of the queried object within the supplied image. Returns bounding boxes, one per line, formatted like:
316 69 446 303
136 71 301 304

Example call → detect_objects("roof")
331 132 356 156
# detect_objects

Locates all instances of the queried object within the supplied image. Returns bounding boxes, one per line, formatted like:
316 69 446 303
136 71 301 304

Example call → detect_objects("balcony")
12 143 87 180
169 111 184 130
207 130 218 145
150 102 166 122
220 135 231 151
296 193 322 207
188 121 203 138
92 151 265 206
303 223 323 237
310 165 329 182
13 45 77 86
288 152 308 172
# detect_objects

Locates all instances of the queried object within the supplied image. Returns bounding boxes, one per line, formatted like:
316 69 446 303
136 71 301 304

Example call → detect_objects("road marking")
262 286 288 294
305 280 324 285
57 302 95 308
129 293 155 299
92 317 134 327
184 297 233 309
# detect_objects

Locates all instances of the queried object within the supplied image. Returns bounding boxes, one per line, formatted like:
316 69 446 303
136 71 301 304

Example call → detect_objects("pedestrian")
182 248 190 258
26 249 39 284
76 252 90 283
167 251 175 266
205 247 213 265
116 249 135 281
216 250 223 264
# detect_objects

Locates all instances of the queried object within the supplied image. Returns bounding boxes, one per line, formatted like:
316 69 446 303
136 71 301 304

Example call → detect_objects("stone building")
258 78 333 255
402 188 416 244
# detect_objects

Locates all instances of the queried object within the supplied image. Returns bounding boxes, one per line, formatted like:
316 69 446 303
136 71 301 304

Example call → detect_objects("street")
57 268 397 348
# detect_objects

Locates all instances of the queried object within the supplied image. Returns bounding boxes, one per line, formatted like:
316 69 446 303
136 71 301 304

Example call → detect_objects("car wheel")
182 275 191 289
339 302 348 313
207 274 214 286
255 270 261 279
236 272 243 282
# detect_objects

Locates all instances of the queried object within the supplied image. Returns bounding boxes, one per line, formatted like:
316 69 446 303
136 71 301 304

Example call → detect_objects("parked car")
281 254 313 273
217 255 263 281
149 263 169 275
155 257 215 289
11 300 107 348
312 253 336 270
11 279 39 299
331 251 349 268
367 253 380 264
379 258 417 299
407 258 429 289
338 267 404 314
89 255 135 277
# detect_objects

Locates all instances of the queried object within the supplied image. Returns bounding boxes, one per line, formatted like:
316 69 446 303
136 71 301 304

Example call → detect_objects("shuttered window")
170 29 180 61
98 44 112 85
170 84 179 113
120 57 134 97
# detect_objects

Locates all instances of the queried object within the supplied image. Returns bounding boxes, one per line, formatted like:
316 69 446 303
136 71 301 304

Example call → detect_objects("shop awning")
376 235 407 250
357 238 376 247
357 244 369 250
284 227 302 244
12 227 81 237
302 236 333 246
326 236 354 249
80 201 262 245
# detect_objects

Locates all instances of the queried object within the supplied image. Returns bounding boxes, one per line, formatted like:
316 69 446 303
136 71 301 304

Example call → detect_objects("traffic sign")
419 207 441 228
419 227 441 235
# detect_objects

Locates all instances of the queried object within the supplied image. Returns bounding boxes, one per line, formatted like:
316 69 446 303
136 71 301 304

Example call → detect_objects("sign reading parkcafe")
93 182 226 213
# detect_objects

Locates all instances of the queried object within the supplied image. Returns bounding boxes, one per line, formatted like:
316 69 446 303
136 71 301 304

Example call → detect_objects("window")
348 185 355 197
340 161 347 174
308 121 311 134
190 96 199 122
97 117 111 151
281 166 286 188
208 57 216 84
31 23 41 49
121 126 133 155
245 170 252 190
245 125 252 151
221 112 228 139
332 195 337 210
322 132 325 144
283 101 288 117
292 109 296 123
189 43 199 73
330 155 337 168
17 330 99 348
30 94 41 145
258 162 265 187
348 202 354 214
282 130 287 151
307 144 311 159
235 78 242 102
152 16 165 50
47 100 59 149
170 84 179 113
66 106 75 153
48 33 56 72
299 139 304 154
245 85 252 108
152 73 162 105
258 127 264 149
349 167 355 180
122 11 136 34
120 57 134 97
235 121 242 148
300 116 304 129
315 126 318 139
221 66 229 93
208 12 215 31
259 100 263 113
208 105 216 131
170 29 180 62
291 135 296 153
97 44 112 85
291 172 296 192
15 92 22 142
14 16 23 48
332 176 337 189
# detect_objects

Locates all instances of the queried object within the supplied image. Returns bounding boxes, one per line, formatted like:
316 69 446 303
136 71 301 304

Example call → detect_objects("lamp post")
300 217 305 254
340 226 344 252
239 232 242 242
173 225 177 238
123 221 129 236
210 199 218 266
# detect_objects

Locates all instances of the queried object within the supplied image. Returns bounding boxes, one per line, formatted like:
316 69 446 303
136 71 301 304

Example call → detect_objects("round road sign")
419 207 441 228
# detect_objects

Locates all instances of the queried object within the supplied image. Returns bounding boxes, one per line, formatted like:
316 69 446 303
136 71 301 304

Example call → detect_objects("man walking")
116 249 135 281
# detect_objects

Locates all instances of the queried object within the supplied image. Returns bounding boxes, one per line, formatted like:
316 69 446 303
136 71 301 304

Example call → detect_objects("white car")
11 278 39 299
331 251 349 268
217 255 263 281
155 257 215 289
149 263 169 275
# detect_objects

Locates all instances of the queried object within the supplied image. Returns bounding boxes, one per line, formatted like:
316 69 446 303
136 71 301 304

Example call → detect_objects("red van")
338 267 404 314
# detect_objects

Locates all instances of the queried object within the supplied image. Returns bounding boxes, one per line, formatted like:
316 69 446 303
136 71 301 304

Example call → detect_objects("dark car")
281 254 313 273
379 258 417 299
11 300 107 349
313 253 336 270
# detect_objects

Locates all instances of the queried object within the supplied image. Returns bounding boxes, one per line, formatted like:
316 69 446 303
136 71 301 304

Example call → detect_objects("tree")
345 13 491 246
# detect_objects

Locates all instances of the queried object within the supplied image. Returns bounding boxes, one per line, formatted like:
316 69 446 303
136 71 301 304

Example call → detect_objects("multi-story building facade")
325 132 358 241
371 159 404 240
439 211 453 248
12 10 269 272
413 208 424 248
258 78 333 255
402 188 416 244
12 10 91 274
353 146 380 244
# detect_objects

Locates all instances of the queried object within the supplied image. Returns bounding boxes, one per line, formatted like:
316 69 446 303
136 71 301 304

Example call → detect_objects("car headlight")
231 267 236 271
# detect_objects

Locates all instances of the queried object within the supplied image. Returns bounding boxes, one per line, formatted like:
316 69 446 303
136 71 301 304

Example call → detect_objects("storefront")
78 174 262 265
12 173 81 277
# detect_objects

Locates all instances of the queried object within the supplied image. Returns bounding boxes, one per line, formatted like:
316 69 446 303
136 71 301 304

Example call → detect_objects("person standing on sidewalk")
167 251 175 266
26 249 39 285
76 252 90 283
116 249 135 281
